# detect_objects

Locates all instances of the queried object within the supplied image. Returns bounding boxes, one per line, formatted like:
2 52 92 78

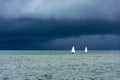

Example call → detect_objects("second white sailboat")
84 47 88 53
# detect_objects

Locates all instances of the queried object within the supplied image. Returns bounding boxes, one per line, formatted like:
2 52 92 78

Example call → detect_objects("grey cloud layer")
0 0 120 19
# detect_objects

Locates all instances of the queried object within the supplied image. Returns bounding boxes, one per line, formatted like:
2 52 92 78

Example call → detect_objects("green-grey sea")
0 50 120 80
0 50 120 55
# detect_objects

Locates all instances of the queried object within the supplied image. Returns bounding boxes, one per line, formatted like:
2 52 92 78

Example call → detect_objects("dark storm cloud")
0 19 120 36
0 0 120 49
44 35 120 50
0 0 120 20
0 19 120 49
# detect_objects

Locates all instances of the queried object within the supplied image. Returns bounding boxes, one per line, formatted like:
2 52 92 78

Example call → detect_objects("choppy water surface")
0 50 120 80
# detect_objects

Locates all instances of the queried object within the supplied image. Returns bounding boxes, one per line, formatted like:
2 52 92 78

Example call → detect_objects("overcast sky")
0 0 120 20
0 0 120 50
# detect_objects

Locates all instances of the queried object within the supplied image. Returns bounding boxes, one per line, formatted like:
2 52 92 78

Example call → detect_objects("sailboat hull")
84 52 87 53
72 52 75 54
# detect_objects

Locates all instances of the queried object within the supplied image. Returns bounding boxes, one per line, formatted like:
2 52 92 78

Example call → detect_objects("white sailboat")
71 46 75 54
84 46 88 53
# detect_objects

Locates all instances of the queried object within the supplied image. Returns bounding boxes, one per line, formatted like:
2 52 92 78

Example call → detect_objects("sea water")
0 50 120 80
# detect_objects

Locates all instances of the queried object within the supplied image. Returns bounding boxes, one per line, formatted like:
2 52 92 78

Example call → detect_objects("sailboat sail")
84 47 88 53
71 46 75 54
